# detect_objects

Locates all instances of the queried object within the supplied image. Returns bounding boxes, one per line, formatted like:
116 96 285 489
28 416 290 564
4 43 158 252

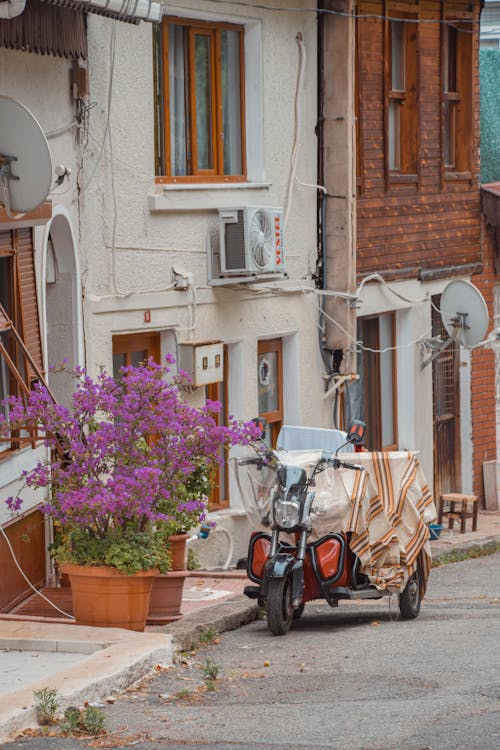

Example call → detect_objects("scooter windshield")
231 452 278 529
273 465 308 529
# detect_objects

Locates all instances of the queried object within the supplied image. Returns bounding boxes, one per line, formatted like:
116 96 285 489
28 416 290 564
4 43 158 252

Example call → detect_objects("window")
112 333 161 378
0 229 43 455
386 16 418 178
155 17 246 182
442 22 472 174
356 314 397 451
258 338 283 447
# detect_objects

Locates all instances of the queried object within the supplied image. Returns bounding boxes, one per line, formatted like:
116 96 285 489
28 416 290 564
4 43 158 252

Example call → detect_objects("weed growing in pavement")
33 687 62 725
81 705 106 734
432 541 500 567
32 691 106 737
60 707 81 734
174 689 194 700
199 626 218 644
202 658 221 681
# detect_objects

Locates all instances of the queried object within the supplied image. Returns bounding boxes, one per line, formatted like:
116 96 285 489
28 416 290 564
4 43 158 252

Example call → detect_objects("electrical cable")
284 33 306 228
203 0 478 28
80 23 117 194
315 297 432 354
357 273 428 305
0 523 73 619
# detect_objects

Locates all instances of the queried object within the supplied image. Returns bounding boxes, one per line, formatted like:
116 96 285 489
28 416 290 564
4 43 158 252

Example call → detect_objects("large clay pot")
147 570 187 625
167 533 189 571
61 564 157 632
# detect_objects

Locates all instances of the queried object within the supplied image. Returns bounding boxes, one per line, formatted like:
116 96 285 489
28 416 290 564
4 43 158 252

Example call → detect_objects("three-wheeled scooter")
233 421 433 636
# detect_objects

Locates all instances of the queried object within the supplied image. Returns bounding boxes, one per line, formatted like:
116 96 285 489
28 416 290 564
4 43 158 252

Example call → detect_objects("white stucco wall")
0 46 83 514
81 2 325 431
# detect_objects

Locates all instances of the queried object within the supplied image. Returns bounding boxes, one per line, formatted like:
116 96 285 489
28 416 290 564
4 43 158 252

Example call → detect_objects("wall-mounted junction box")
178 341 223 387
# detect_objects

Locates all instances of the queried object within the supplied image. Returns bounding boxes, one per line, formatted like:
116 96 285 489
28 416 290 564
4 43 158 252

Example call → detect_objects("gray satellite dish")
0 95 52 215
440 279 489 348
421 279 489 368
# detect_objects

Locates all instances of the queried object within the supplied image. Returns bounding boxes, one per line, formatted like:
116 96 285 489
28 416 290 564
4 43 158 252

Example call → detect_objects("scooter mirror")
346 419 367 446
251 417 267 438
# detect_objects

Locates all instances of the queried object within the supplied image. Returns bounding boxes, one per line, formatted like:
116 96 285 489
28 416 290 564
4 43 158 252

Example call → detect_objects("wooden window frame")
156 16 247 184
384 10 419 185
441 19 473 180
358 313 398 452
206 346 230 512
0 229 44 458
258 338 284 448
112 333 161 374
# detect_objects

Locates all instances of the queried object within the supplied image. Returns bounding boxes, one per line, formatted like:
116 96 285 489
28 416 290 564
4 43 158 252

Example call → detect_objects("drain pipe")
0 0 26 18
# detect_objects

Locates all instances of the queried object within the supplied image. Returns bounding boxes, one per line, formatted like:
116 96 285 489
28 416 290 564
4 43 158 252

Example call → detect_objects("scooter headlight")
273 494 302 529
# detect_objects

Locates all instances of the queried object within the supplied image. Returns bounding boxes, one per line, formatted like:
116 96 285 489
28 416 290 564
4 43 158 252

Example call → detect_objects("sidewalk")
1 511 499 744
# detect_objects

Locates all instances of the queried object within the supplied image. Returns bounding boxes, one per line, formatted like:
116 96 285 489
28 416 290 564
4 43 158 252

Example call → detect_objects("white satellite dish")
0 95 52 215
421 279 489 368
440 279 489 348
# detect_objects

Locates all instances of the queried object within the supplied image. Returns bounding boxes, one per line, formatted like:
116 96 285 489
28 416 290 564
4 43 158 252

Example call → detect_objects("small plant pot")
167 533 189 571
147 570 187 625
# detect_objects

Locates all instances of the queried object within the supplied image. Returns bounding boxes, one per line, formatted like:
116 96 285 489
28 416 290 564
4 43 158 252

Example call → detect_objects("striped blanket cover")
342 451 436 594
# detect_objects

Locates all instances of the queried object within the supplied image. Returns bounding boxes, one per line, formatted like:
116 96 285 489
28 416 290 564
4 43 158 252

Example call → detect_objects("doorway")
432 294 461 500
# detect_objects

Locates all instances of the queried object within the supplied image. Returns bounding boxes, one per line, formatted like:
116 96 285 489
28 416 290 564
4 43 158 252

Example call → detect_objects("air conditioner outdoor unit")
218 206 285 275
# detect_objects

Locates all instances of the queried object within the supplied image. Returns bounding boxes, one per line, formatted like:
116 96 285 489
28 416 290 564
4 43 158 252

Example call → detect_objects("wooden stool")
438 493 479 533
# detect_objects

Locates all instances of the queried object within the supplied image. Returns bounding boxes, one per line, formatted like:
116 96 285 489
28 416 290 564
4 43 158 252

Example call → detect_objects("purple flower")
1 356 261 540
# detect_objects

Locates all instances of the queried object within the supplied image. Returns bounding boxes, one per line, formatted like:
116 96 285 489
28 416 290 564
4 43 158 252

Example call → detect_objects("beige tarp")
233 450 437 595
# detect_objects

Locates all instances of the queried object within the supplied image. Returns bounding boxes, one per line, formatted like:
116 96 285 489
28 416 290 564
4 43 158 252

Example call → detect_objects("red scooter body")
247 531 355 603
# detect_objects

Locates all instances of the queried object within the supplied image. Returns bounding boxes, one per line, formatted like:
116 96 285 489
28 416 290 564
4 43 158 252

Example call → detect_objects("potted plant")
0 356 258 631
147 460 214 625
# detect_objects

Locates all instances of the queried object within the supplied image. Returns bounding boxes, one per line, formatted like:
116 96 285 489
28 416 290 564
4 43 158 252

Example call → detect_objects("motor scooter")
235 422 424 636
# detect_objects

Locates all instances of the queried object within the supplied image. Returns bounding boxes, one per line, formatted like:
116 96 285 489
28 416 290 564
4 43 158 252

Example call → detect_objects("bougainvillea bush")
0 356 258 574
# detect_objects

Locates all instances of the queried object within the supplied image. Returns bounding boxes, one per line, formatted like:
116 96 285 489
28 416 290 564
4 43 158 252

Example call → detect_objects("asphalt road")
5 553 500 749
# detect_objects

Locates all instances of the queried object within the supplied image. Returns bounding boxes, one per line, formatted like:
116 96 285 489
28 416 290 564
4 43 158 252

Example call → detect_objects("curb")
431 535 500 565
149 596 260 652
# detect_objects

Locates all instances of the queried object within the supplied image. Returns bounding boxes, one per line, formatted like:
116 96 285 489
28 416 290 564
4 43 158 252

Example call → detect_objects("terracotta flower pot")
61 564 157 632
168 533 189 571
147 570 187 625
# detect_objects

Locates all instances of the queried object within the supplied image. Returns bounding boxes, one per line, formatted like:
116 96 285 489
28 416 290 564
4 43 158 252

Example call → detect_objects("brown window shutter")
15 229 43 379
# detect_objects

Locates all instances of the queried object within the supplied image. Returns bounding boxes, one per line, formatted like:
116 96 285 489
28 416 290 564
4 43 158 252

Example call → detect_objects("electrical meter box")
178 341 224 386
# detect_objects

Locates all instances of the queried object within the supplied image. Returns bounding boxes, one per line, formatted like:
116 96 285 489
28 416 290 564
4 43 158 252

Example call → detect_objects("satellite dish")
0 95 52 215
421 279 489 368
440 279 489 348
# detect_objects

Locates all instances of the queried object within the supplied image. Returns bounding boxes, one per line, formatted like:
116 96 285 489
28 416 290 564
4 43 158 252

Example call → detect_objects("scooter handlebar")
332 458 365 472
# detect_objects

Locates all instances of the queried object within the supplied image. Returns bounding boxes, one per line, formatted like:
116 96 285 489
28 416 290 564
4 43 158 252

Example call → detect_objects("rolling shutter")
15 229 43 379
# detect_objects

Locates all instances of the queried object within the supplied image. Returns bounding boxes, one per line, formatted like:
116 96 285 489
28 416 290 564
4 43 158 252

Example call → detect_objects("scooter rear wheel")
266 576 293 635
399 565 421 619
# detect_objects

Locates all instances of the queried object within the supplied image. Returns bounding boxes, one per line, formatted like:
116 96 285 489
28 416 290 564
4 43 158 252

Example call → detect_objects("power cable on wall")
204 0 478 28
314 297 433 354
284 32 307 227
0 523 73 619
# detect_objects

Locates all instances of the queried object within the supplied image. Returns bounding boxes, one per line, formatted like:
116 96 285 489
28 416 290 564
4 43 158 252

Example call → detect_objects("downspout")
317 2 332 379
0 0 26 18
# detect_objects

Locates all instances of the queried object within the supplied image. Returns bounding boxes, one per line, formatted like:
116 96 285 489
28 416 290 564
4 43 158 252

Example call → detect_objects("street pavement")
0 511 499 746
2 549 500 749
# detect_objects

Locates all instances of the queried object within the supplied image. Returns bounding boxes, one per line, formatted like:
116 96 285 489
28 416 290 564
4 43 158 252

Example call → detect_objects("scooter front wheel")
266 576 294 635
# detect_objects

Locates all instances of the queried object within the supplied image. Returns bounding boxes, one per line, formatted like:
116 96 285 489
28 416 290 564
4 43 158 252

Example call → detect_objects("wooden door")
432 295 461 501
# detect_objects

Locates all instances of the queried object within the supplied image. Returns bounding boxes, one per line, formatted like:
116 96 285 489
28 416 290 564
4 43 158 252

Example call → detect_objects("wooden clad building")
352 0 483 499
355 0 482 280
